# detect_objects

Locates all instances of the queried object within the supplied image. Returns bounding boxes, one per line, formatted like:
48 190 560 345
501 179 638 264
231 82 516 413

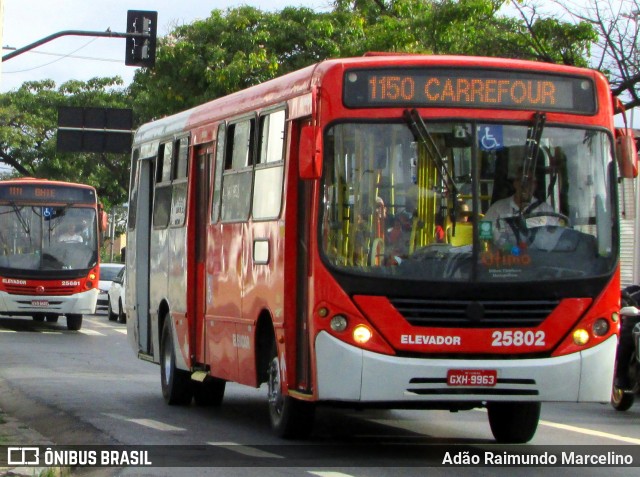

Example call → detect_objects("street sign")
57 107 133 154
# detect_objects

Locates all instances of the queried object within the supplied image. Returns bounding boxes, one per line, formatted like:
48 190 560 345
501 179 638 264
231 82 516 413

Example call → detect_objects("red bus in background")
126 54 637 443
0 178 106 330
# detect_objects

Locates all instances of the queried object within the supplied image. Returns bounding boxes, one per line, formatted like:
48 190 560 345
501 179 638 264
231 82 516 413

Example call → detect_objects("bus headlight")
572 329 589 346
353 325 372 344
330 315 348 332
592 318 610 337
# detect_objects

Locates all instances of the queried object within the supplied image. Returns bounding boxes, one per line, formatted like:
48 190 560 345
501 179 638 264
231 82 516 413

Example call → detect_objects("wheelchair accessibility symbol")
479 125 503 151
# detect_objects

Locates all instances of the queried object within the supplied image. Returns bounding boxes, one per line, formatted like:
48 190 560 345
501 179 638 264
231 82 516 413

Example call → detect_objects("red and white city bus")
126 54 637 443
0 178 106 331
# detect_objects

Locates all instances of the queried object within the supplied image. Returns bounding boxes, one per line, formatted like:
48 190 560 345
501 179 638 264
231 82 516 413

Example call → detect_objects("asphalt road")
0 313 639 476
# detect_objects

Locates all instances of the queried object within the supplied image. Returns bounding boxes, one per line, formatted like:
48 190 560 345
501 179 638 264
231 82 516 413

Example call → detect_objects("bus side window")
169 137 189 227
253 109 285 220
211 124 225 224
221 118 255 221
153 142 173 229
173 137 189 179
128 148 140 231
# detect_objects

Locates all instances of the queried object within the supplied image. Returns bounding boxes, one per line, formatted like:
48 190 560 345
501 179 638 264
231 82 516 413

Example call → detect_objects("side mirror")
615 128 638 179
620 305 640 317
299 124 322 180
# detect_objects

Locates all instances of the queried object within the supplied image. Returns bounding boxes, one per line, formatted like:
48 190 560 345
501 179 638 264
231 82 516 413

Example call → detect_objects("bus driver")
483 167 557 245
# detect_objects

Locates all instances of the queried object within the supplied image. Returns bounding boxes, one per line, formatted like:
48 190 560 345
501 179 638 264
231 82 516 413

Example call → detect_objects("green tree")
131 2 598 124
130 6 341 121
0 77 131 208
332 0 595 62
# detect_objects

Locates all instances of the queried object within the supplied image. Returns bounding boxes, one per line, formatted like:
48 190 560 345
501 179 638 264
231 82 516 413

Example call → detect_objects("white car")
97 263 124 314
107 267 126 323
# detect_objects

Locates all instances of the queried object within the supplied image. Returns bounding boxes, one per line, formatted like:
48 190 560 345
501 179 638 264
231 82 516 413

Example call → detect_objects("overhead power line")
2 38 121 74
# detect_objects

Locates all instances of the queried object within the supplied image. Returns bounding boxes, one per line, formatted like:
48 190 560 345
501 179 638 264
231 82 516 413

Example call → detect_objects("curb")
0 407 69 477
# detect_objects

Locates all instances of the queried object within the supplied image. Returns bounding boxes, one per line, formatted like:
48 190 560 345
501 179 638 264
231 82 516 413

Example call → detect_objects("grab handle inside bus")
299 124 323 179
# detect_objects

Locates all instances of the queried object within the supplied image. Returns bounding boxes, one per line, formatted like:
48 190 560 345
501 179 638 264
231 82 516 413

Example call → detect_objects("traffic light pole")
1 30 149 62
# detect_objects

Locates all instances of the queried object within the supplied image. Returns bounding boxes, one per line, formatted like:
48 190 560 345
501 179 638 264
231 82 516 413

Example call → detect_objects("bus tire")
45 314 59 323
66 314 83 331
487 401 540 443
611 385 634 411
267 343 315 438
160 317 193 405
193 378 226 407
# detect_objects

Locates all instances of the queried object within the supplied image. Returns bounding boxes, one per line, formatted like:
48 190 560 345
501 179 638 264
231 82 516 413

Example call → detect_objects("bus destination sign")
0 183 96 204
343 68 596 113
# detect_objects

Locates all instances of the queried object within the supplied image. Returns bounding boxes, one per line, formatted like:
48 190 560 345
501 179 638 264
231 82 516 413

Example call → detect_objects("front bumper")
315 331 616 404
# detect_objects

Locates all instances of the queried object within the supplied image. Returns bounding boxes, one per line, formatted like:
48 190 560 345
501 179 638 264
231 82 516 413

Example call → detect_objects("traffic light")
125 10 157 67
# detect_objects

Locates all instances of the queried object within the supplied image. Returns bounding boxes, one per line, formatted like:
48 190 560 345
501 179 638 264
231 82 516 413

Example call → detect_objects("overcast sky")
0 0 330 92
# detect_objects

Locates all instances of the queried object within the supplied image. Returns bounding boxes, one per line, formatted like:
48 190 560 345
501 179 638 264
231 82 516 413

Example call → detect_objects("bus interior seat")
448 222 474 246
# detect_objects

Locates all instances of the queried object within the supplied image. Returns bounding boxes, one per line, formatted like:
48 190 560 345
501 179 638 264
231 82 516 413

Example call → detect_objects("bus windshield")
321 120 616 283
0 205 98 272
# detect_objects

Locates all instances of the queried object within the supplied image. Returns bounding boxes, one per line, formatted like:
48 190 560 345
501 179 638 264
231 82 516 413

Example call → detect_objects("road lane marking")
104 413 186 432
88 320 114 328
113 328 127 335
308 472 356 477
207 442 283 459
539 419 640 444
128 418 186 431
0 329 16 333
475 408 640 444
78 329 105 336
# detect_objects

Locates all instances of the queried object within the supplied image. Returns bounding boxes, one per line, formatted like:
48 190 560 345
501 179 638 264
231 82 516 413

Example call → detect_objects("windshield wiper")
521 112 546 190
403 108 459 223
10 202 30 235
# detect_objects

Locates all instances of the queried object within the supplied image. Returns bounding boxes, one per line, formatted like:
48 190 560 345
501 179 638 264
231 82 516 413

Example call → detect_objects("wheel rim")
612 385 626 405
267 356 283 417
162 335 173 385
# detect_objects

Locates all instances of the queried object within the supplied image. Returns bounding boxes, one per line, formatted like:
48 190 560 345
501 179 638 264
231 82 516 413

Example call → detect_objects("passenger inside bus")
386 188 419 265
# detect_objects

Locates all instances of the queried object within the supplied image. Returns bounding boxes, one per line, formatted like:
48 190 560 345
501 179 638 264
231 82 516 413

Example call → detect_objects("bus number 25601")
491 330 545 347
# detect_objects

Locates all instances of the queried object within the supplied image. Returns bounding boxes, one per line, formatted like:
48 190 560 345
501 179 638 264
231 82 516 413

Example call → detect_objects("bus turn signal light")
572 329 589 346
353 325 372 344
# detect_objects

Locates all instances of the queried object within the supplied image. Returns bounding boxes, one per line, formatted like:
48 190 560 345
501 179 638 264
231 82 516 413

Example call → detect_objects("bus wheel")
487 401 540 443
45 314 59 323
193 378 226 407
160 317 193 405
267 343 315 438
66 314 83 331
611 385 634 411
